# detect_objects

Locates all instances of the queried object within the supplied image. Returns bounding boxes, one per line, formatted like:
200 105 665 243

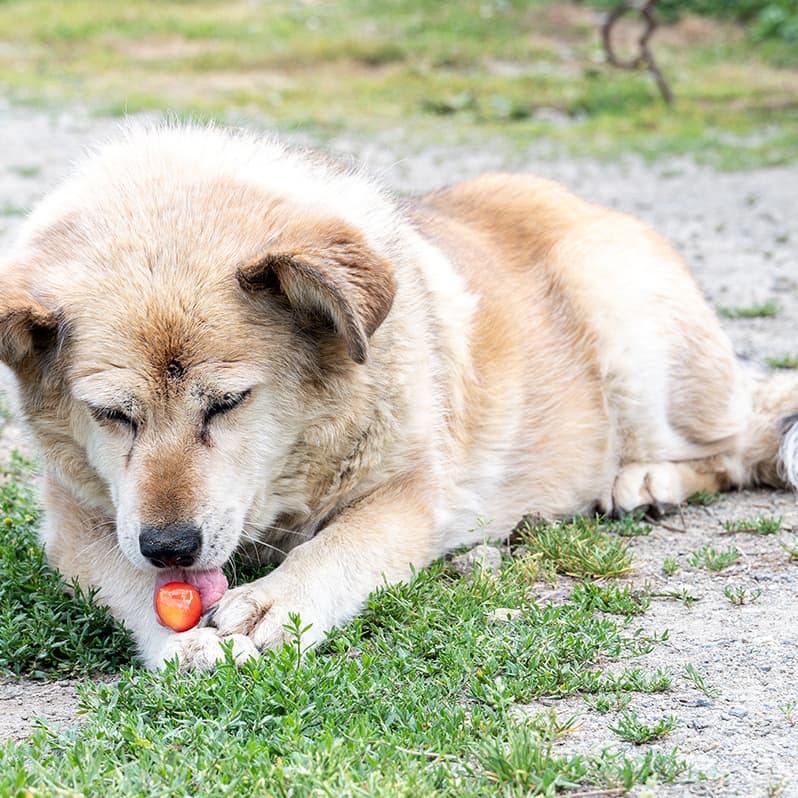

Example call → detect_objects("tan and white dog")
1 124 796 669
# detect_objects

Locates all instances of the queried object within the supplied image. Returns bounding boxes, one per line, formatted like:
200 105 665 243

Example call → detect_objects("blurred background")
0 0 796 168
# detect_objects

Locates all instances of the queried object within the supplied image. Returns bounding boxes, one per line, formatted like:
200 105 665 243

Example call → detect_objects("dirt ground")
0 102 796 796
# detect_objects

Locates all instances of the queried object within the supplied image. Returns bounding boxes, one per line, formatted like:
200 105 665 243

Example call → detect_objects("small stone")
451 544 502 576
728 707 749 719
486 607 522 624
695 697 713 708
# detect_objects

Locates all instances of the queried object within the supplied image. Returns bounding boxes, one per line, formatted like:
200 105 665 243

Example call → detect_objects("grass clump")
571 582 650 617
779 534 798 561
688 544 741 571
609 710 679 744
585 691 632 714
766 354 798 369
687 489 720 506
662 557 679 576
519 517 633 579
723 584 762 605
0 454 135 677
722 515 782 534
683 663 720 698
717 300 781 319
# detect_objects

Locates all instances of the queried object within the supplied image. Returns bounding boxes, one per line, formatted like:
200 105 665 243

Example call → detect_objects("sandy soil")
0 101 796 796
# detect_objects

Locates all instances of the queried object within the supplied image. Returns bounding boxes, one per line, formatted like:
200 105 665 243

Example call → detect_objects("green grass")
662 557 679 576
780 534 798 561
0 458 693 796
688 544 741 571
722 515 782 534
767 354 798 369
687 489 721 506
0 204 28 217
585 691 632 713
609 710 679 744
0 1 796 166
717 300 781 319
683 662 720 698
723 584 763 604
0 454 136 677
518 516 634 579
9 164 41 178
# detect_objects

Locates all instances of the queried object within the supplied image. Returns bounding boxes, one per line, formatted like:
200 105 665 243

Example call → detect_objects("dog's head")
0 125 396 577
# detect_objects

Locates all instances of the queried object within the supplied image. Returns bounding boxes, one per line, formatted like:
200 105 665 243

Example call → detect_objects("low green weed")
684 663 720 698
767 354 798 369
585 691 632 714
717 301 780 319
723 584 762 605
662 557 679 576
780 534 798 561
778 701 796 726
609 710 678 744
520 517 633 579
722 516 782 534
689 544 741 571
687 489 720 506
571 582 650 617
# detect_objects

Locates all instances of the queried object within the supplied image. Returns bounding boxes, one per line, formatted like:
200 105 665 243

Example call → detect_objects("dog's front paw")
211 570 329 653
156 627 260 670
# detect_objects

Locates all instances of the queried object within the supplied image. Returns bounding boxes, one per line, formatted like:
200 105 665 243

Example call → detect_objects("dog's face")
0 129 395 575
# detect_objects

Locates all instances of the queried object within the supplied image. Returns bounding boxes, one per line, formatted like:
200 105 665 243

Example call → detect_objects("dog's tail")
737 371 798 490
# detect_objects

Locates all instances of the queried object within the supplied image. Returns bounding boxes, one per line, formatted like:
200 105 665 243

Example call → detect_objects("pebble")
728 707 749 719
450 544 502 576
486 607 522 623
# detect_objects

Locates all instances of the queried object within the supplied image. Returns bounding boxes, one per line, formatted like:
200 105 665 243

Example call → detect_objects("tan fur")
1 124 796 668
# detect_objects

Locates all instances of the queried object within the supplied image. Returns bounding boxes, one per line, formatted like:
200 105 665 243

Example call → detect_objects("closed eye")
204 389 251 423
90 406 138 431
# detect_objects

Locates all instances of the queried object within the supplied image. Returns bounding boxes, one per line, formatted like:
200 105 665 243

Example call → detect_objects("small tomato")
155 582 202 632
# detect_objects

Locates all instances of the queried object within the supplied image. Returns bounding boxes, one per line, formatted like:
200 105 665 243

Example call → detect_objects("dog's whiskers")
253 522 314 542
239 526 290 560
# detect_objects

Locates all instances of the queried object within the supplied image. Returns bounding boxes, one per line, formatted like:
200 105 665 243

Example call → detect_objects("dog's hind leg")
612 459 731 516
612 371 798 516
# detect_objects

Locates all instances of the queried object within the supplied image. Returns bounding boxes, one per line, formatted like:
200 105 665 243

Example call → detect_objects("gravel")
1 102 797 796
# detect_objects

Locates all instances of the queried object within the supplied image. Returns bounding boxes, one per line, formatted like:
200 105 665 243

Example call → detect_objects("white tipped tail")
780 414 798 489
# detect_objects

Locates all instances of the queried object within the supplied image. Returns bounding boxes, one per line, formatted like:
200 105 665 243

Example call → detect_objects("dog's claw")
197 604 219 628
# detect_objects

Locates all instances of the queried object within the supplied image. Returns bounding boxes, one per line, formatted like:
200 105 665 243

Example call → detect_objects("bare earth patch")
0 102 796 796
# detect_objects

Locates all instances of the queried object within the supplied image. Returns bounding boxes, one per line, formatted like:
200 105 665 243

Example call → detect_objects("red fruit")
155 581 202 632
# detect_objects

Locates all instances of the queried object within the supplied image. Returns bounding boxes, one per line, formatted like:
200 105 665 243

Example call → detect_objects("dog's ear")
0 285 60 367
236 220 395 364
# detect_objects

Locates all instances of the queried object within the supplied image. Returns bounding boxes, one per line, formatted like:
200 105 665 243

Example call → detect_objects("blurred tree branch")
602 0 674 104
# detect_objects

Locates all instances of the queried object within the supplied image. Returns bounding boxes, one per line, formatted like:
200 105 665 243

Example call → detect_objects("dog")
1 123 796 669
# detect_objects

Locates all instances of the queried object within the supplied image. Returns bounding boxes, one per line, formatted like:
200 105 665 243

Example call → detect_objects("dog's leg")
167 477 438 668
612 460 729 516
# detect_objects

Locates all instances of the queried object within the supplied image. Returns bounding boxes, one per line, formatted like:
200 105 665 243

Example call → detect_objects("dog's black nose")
139 523 202 568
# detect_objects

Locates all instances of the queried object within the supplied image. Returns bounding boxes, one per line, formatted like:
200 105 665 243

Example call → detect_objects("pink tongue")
154 567 228 613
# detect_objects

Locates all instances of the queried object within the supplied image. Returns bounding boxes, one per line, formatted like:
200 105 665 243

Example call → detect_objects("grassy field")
0 0 796 167
0 454 694 796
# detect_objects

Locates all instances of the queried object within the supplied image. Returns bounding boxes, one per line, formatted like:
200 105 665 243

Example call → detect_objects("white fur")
780 419 798 489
